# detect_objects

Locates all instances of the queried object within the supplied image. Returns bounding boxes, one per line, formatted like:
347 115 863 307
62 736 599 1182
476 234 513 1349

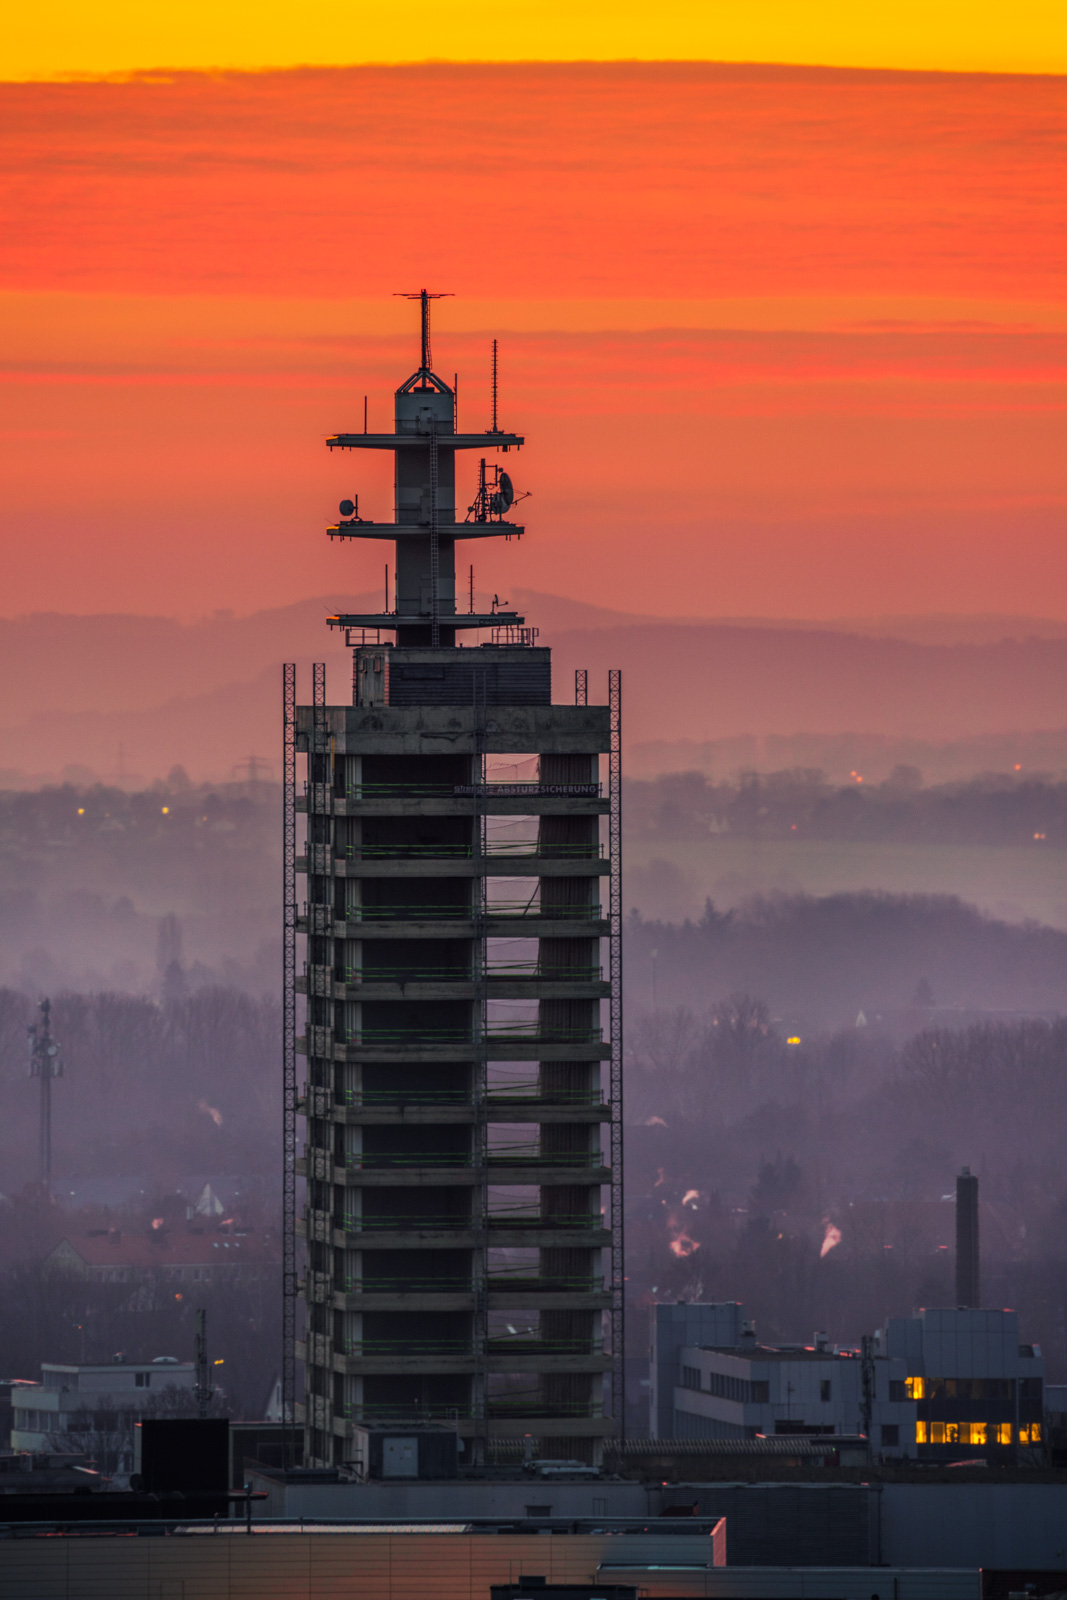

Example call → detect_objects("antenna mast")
195 1307 213 1418
394 289 453 382
28 998 61 1197
491 338 499 431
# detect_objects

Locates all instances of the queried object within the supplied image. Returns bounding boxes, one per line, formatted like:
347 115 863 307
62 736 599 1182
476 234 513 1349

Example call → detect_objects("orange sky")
2 64 1066 620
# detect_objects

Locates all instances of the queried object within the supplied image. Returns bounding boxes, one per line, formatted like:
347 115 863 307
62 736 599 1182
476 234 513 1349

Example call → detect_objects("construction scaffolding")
287 293 623 1468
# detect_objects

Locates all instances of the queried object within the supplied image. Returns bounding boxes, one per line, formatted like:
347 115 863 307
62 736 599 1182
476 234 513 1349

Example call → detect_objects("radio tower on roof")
285 293 623 1473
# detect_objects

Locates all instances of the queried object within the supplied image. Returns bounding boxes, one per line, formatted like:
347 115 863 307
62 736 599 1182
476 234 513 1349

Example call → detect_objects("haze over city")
2 4 1067 1582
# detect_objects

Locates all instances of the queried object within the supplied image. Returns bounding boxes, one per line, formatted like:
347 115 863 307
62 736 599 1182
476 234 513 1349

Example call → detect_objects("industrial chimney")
955 1166 980 1308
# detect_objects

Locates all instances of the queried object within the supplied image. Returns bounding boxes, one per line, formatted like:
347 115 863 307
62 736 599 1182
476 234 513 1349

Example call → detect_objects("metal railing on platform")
343 1026 602 1046
344 903 602 921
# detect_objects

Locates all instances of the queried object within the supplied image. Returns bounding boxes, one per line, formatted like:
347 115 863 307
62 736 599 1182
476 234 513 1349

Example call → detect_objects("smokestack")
955 1166 980 1308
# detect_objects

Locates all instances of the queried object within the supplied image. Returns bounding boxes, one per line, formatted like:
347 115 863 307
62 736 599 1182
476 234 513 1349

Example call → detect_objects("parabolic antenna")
489 472 515 517
339 499 355 517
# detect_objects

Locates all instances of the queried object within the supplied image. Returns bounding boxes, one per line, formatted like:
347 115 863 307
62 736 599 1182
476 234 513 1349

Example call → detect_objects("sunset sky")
1 22 1065 621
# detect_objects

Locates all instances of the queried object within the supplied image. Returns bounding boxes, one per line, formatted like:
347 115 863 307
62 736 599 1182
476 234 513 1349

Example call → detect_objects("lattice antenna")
28 996 62 1196
395 289 453 375
491 338 499 432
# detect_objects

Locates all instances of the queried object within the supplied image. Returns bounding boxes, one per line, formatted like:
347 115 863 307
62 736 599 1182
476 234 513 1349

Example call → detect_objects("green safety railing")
344 1340 476 1357
344 1149 601 1170
487 1337 605 1354
344 1276 473 1293
487 1085 605 1105
488 1273 604 1291
345 1088 471 1106
343 1026 602 1046
345 1215 474 1231
347 1155 474 1171
347 842 602 859
347 1030 604 1043
344 903 603 921
343 1404 475 1420
343 964 603 983
487 1148 604 1168
344 783 603 799
344 1087 604 1107
487 1212 605 1228
486 1400 604 1418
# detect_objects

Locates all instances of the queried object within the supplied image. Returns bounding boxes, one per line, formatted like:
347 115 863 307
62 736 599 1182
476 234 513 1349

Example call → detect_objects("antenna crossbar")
395 289 453 373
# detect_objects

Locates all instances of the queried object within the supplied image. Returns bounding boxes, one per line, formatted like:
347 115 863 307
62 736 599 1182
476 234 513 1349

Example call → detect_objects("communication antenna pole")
491 339 499 432
28 998 62 1197
195 1308 213 1418
394 290 453 379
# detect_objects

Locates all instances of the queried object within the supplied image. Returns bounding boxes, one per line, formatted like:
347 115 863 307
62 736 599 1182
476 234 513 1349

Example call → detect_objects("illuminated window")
930 1421 945 1443
1019 1425 1030 1446
1032 1423 1042 1442
904 1376 924 1399
958 1422 986 1445
915 1421 927 1443
996 1423 1012 1445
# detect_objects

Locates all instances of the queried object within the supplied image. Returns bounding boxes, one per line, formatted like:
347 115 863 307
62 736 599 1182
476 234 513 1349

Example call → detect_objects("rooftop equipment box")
349 1424 458 1480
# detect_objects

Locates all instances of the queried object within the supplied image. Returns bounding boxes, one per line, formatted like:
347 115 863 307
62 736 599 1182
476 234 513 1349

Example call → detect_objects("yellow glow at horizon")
3 0 1067 80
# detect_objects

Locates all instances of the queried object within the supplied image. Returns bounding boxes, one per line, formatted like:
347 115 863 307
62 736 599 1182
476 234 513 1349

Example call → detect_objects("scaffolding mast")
281 663 298 1459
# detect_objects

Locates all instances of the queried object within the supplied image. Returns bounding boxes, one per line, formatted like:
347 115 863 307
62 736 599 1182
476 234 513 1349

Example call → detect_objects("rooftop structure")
287 294 622 1469
11 1359 196 1478
44 1222 269 1285
653 1302 1044 1464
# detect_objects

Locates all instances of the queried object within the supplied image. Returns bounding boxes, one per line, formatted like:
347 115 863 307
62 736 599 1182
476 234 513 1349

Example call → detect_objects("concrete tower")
286 294 622 1470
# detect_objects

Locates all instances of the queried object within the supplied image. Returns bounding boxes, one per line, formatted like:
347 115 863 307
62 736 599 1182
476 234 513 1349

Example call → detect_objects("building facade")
655 1302 1044 1462
290 296 622 1467
11 1360 196 1477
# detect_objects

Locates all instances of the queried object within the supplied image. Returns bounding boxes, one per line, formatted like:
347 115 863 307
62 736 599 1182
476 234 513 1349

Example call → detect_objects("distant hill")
4 595 1067 783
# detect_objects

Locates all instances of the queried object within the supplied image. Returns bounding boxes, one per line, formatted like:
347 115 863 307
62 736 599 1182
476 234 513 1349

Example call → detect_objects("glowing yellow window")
969 1423 987 1445
1032 1423 1042 1442
904 1377 924 1399
930 1422 945 1443
1018 1425 1030 1445
915 1421 927 1443
996 1423 1012 1445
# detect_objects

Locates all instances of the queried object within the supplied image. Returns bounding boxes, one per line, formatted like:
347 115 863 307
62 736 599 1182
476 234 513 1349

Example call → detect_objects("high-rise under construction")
285 294 622 1469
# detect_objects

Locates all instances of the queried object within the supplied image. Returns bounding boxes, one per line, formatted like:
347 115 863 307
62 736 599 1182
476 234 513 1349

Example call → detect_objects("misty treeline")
0 987 281 1190
0 986 282 1416
624 997 1067 1392
625 894 1067 1029
0 1244 278 1423
0 777 279 994
627 766 1067 846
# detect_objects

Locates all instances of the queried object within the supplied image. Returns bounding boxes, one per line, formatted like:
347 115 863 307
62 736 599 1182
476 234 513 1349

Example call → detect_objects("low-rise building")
44 1222 270 1288
11 1358 196 1479
653 1302 1044 1463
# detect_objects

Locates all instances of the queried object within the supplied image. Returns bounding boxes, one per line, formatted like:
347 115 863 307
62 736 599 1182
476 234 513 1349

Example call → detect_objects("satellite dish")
497 472 514 511
339 499 355 517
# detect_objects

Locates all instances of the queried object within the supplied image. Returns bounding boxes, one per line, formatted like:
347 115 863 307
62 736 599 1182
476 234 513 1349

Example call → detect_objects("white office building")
11 1358 196 1479
651 1302 1044 1462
